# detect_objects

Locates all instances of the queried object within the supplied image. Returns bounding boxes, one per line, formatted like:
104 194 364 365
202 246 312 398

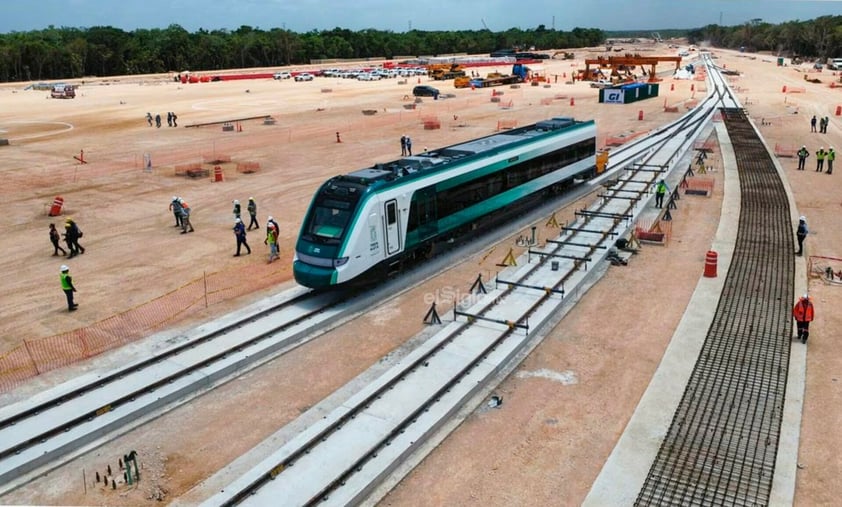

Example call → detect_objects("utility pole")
552 15 555 31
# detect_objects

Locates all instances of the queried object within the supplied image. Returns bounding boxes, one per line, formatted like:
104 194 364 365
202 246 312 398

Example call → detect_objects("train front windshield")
306 198 352 242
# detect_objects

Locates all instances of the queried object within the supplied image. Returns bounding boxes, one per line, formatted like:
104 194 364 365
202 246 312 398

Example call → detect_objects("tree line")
687 15 842 60
2 15 840 83
0 24 604 82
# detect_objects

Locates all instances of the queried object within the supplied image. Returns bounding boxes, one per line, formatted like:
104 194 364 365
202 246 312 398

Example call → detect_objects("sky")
1 0 841 34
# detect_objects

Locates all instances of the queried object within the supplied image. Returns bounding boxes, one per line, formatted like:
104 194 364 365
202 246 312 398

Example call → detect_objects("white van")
829 58 842 70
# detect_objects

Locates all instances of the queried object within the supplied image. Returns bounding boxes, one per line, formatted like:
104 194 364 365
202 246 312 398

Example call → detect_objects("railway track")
202 58 739 506
0 287 352 491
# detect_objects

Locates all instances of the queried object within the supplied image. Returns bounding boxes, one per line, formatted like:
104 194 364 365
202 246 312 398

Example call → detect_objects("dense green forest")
1 14 841 83
688 15 842 60
0 25 603 82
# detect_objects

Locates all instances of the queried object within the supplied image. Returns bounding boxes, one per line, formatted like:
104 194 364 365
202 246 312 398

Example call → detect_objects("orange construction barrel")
49 196 64 216
836 105 841 116
213 165 223 182
638 110 644 121
704 250 718 278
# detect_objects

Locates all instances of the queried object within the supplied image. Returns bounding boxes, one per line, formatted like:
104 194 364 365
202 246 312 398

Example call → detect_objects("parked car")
358 73 382 81
273 71 291 80
294 73 314 82
413 85 440 98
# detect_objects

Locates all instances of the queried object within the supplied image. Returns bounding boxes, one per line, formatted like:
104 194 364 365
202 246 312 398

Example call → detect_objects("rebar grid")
636 109 794 506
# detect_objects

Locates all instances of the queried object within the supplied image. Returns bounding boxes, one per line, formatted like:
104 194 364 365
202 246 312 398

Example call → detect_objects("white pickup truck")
590 79 615 89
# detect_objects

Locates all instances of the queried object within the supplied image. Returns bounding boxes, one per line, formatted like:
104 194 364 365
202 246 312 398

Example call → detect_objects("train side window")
387 201 397 225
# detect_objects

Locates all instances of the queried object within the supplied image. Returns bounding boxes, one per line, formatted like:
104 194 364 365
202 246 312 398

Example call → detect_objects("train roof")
339 117 593 187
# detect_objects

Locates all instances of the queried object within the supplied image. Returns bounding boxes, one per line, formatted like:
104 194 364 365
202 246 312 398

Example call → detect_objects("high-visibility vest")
792 298 814 322
828 150 836 161
60 272 72 290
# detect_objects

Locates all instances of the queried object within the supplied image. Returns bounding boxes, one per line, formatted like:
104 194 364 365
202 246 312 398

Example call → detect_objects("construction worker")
796 145 809 170
792 294 815 343
810 115 817 132
654 179 670 208
400 135 407 156
406 136 413 156
169 196 183 228
827 147 835 175
178 198 194 233
232 199 241 221
796 216 808 256
267 216 280 236
815 147 826 172
64 218 85 258
146 112 153 127
265 222 279 263
233 217 251 256
49 223 67 256
60 264 78 311
247 197 259 230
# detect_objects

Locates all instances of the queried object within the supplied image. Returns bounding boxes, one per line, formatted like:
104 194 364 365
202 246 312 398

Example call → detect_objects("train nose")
293 260 337 288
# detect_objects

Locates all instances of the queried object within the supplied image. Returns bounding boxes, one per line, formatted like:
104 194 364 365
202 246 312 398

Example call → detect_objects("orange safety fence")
496 119 518 130
808 255 842 280
774 143 798 158
236 162 261 173
634 219 672 245
0 260 286 393
681 176 715 196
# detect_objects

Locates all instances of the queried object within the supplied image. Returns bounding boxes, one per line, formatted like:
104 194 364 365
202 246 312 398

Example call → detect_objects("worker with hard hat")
796 145 809 170
60 264 78 311
265 220 279 263
796 216 808 256
178 198 194 234
247 197 259 230
63 217 85 258
232 199 241 221
233 217 251 256
816 146 826 172
792 294 815 343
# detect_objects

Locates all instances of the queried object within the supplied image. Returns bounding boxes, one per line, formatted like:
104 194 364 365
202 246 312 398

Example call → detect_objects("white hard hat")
268 216 273 221
799 216 806 222
803 293 809 299
172 196 178 201
60 265 69 271
235 218 241 222
233 199 239 204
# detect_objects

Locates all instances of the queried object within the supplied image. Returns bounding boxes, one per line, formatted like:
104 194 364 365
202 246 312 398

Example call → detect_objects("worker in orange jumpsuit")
792 294 815 343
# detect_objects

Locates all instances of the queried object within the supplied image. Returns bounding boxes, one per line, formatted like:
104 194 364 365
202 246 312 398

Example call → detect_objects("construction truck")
428 64 467 80
455 64 528 88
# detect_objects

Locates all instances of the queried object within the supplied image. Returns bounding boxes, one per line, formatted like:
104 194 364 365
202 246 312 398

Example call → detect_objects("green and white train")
293 117 600 289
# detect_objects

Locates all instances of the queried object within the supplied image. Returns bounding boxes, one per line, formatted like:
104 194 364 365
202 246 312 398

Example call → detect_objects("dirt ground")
1 44 840 505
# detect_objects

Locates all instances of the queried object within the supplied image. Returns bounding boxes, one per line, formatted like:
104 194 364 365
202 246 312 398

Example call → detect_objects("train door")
384 199 401 255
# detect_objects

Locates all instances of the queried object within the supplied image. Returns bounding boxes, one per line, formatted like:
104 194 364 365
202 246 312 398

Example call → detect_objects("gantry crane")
582 53 682 82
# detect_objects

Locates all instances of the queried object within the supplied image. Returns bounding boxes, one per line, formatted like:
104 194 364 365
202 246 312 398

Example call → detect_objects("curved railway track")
205 58 742 506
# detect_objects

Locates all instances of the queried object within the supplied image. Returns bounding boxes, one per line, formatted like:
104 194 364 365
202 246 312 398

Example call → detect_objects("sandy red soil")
0 45 840 505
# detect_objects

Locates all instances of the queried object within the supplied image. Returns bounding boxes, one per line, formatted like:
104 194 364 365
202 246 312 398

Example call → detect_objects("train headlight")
333 257 349 267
